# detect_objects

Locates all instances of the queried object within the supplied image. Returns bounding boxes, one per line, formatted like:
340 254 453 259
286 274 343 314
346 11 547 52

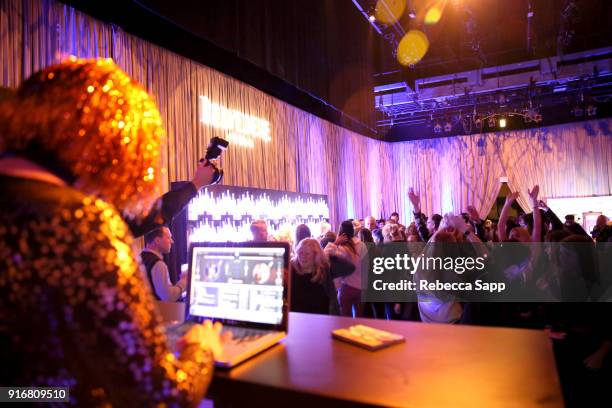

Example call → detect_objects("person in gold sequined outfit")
0 58 223 406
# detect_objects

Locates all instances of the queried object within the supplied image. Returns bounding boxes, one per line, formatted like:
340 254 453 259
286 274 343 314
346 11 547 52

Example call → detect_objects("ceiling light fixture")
586 104 597 116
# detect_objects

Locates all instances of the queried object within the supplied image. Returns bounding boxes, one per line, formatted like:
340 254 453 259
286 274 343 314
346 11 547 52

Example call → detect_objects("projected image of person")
253 262 273 284
201 261 228 283
234 260 276 285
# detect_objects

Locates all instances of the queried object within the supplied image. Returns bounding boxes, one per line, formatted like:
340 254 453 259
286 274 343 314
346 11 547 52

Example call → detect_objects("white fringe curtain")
0 0 393 227
1 0 611 228
391 123 612 219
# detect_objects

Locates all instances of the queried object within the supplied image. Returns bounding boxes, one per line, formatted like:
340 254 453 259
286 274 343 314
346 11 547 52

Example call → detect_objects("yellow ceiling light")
425 0 446 25
375 0 406 25
396 30 430 66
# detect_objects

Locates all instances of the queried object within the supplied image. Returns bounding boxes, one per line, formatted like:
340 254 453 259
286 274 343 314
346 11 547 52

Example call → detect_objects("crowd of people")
248 187 611 406
250 188 610 315
1 58 610 407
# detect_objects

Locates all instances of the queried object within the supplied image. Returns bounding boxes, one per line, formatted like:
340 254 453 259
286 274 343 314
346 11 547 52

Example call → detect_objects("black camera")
201 136 229 185
204 136 229 161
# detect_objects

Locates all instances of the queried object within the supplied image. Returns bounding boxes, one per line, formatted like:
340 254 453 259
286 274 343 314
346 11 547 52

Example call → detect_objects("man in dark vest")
141 226 186 301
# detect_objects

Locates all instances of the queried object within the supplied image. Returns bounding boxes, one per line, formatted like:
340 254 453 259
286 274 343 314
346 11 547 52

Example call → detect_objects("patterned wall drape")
389 133 506 219
497 124 612 212
1 0 611 230
390 123 612 220
0 0 392 228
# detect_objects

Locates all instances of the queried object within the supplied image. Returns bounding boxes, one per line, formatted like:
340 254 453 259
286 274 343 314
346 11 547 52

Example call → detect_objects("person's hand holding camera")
189 137 229 190
200 136 229 186
191 162 217 190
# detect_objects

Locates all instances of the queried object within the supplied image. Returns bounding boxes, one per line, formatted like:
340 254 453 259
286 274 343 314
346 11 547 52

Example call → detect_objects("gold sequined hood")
0 58 164 221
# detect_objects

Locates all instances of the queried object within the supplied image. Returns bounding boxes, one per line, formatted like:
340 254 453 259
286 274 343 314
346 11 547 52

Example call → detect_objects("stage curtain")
0 0 387 228
497 123 612 212
1 0 611 229
390 122 612 219
389 133 505 221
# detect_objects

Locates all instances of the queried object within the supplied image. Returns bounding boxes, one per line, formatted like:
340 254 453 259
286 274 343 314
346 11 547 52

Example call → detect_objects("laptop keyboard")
165 323 271 349
223 327 268 344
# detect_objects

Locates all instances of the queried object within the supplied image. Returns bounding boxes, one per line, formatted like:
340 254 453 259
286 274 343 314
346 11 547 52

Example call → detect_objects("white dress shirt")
141 248 185 302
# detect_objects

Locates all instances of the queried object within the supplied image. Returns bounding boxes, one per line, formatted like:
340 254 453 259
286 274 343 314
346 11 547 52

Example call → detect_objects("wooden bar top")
210 312 563 407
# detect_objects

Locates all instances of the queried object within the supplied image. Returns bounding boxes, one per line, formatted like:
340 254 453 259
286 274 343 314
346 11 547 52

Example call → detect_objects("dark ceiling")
358 0 612 140
370 0 612 85
62 0 611 141
62 0 380 138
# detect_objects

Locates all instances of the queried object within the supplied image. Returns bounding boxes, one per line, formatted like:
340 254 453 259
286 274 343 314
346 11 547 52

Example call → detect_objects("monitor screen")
185 184 330 243
187 245 286 325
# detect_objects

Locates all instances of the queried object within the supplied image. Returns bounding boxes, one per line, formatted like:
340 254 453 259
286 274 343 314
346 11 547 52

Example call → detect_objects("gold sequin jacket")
0 175 213 407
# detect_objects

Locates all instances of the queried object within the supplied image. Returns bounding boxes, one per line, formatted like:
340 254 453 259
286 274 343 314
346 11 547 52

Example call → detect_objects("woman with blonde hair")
382 222 404 242
332 220 368 317
0 59 222 406
290 238 355 314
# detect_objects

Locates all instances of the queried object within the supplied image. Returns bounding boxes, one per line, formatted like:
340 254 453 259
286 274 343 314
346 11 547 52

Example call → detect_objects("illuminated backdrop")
199 96 271 148
184 184 329 243
168 183 329 279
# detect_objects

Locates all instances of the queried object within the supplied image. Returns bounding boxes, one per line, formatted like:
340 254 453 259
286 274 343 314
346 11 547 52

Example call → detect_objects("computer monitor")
185 242 290 331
